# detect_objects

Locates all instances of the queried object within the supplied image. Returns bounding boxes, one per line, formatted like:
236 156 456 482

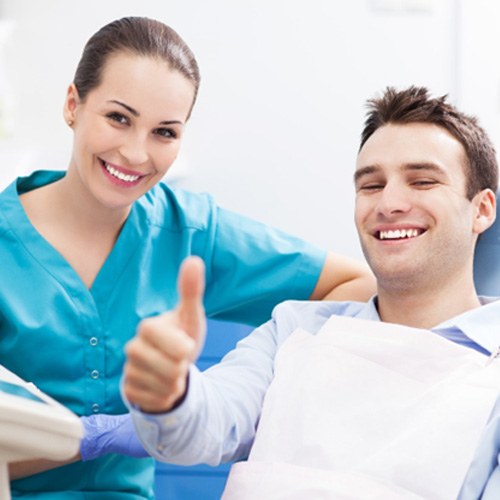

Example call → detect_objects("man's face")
354 122 484 293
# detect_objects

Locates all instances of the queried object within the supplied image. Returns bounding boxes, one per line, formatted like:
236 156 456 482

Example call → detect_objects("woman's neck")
19 170 131 288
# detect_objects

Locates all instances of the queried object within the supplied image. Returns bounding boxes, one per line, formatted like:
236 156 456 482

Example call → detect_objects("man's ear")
472 188 497 235
63 83 80 126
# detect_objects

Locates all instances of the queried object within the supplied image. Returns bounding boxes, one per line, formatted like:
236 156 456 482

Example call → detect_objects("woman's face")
64 51 195 211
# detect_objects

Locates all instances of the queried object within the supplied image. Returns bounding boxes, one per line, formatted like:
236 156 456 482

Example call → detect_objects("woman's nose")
119 133 149 166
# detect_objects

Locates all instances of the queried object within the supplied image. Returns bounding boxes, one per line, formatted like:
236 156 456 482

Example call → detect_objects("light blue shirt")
129 297 500 499
0 171 326 499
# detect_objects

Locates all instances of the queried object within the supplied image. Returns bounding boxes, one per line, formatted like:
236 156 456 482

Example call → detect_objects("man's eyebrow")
354 165 379 183
402 162 447 175
354 162 448 183
108 100 184 126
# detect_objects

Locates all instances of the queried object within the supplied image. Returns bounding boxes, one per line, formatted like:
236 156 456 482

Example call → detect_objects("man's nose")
376 182 412 216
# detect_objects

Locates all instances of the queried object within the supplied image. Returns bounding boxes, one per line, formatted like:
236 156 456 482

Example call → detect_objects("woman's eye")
155 127 177 139
106 112 129 125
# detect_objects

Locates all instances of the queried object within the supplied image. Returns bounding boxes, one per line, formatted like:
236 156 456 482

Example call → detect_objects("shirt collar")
435 296 500 353
353 296 381 321
362 295 500 354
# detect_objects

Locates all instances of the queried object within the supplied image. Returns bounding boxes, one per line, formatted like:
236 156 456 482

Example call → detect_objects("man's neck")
376 282 482 330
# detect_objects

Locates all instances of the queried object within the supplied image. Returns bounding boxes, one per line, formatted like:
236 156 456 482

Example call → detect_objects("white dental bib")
222 315 500 499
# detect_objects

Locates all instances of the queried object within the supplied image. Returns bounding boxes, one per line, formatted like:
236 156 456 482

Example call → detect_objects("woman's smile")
99 159 144 187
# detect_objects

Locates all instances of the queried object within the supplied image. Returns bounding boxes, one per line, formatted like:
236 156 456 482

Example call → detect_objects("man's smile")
377 228 425 240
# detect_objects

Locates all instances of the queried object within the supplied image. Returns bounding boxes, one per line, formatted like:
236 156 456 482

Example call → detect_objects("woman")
2 16 374 499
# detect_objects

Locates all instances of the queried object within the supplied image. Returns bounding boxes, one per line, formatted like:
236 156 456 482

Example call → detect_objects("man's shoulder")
272 299 368 335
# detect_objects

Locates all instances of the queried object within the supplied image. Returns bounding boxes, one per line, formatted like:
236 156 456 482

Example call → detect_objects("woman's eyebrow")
107 100 184 125
108 100 139 116
159 119 184 126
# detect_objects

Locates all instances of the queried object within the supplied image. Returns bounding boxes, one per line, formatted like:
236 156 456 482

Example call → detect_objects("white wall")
0 0 498 260
458 0 500 143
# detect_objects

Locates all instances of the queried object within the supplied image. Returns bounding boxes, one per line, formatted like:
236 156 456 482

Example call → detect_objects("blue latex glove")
80 413 149 461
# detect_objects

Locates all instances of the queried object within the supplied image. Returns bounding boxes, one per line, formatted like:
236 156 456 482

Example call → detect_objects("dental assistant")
0 16 375 499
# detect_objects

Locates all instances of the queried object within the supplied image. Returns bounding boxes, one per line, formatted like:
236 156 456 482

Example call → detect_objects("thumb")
176 256 206 358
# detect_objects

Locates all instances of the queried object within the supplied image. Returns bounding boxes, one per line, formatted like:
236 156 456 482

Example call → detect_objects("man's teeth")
379 229 419 240
105 163 140 182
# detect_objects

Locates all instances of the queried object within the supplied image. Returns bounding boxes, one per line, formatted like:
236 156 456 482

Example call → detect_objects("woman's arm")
309 252 376 301
8 413 148 480
8 455 79 481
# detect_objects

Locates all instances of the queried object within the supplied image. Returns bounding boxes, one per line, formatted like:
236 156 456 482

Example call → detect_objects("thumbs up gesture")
123 256 207 413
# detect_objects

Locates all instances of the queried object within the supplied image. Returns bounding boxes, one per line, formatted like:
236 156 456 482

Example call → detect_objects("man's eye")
155 128 177 139
359 184 384 191
412 180 438 187
106 112 129 125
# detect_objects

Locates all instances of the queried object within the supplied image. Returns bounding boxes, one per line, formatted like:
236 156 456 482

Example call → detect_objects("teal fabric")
1 170 325 499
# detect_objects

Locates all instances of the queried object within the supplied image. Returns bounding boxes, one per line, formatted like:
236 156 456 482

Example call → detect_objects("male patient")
123 86 500 499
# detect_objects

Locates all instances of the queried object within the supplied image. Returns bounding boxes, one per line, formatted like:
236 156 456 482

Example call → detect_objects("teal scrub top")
0 171 326 499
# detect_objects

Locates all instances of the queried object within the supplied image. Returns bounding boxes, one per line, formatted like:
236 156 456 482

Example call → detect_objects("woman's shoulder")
0 171 64 236
138 181 218 229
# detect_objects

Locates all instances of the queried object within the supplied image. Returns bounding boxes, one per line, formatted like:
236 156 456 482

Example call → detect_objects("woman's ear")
63 83 80 127
473 188 497 235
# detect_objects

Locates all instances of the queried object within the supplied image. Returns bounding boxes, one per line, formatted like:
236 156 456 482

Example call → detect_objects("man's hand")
123 256 206 413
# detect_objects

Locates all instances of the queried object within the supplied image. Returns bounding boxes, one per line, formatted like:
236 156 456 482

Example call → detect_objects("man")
123 86 500 499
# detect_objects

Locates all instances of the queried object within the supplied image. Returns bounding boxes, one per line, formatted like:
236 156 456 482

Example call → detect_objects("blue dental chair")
474 191 500 296
154 319 253 499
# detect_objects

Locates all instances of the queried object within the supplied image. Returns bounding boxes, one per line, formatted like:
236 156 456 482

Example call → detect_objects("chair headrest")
474 191 500 296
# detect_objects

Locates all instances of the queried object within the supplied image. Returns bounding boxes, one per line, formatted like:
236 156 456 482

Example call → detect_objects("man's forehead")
359 121 464 148
355 123 467 178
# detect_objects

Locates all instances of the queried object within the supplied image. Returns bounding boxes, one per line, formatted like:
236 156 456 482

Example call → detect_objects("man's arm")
124 257 207 414
124 321 277 466
123 256 276 465
458 395 500 499
310 252 376 301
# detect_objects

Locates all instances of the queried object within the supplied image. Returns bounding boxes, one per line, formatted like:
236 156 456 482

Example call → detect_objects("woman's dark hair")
360 86 498 199
73 16 200 118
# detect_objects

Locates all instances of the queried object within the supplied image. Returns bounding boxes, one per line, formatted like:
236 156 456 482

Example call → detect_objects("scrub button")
89 337 98 346
90 370 100 379
91 403 100 413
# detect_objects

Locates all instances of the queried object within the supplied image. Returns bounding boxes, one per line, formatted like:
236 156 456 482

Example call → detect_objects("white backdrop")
0 0 498 260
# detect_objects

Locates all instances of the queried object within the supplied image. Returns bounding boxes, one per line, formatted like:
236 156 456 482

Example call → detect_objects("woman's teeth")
105 163 140 182
379 228 419 240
